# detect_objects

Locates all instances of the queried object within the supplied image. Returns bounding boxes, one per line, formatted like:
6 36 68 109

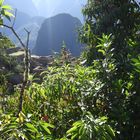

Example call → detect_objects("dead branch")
0 23 31 114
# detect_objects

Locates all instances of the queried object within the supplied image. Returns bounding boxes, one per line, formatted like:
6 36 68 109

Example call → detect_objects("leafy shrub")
66 112 115 140
0 112 54 140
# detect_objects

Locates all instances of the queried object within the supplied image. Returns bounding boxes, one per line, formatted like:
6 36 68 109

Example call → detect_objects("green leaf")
4 10 14 17
96 44 103 48
101 136 106 140
98 49 105 55
41 125 52 134
105 125 115 137
25 123 38 133
2 5 12 10
0 0 4 7
132 58 139 63
1 9 14 21
67 126 77 134
73 120 82 127
0 123 17 135
71 133 78 140
40 122 55 129
104 133 112 140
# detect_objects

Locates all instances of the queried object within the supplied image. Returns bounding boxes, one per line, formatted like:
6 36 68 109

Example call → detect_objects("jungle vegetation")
0 0 140 139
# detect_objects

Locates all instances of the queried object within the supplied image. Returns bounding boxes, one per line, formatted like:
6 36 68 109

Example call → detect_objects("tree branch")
0 24 25 48
12 8 17 28
0 23 31 114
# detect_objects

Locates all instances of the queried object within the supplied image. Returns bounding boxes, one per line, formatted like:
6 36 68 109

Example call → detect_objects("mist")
5 0 87 22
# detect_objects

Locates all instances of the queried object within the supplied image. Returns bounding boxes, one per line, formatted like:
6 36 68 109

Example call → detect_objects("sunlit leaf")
0 0 4 6
105 125 115 137
2 5 12 10
25 123 38 133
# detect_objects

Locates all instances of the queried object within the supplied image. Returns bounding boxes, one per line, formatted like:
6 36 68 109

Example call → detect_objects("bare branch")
24 28 31 48
12 8 17 28
18 28 31 114
0 23 31 114
1 24 26 48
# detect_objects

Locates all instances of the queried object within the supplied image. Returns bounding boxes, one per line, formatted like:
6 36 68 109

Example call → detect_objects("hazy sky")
32 0 87 21
4 0 87 22
32 0 86 6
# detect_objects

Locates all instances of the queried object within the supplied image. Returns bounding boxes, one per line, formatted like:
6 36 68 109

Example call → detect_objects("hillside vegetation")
0 0 140 140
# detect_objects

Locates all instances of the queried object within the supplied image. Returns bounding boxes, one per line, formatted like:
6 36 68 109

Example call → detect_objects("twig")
1 24 25 48
18 28 31 114
24 28 31 48
12 8 17 28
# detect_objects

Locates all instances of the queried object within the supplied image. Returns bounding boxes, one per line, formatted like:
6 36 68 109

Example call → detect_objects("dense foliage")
0 63 116 140
0 0 140 140
79 0 140 139
80 0 140 65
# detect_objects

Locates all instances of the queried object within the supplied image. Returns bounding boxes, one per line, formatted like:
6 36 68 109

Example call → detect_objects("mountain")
1 11 31 39
32 13 82 56
1 1 85 52
1 10 45 50
4 11 31 29
5 0 38 17
9 16 45 50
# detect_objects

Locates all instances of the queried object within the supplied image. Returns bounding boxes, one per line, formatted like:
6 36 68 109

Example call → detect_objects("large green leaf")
25 123 38 133
105 125 115 137
0 0 4 7
2 5 12 10
40 124 52 134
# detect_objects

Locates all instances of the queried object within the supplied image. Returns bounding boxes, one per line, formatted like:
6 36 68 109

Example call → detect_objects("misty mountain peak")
33 13 82 56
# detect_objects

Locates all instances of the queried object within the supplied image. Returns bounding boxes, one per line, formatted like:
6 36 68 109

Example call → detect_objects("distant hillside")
5 11 31 30
9 16 45 50
1 11 31 43
1 10 45 50
33 13 82 56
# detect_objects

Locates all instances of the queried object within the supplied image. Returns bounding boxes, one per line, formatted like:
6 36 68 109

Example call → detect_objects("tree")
80 0 140 65
79 0 140 139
